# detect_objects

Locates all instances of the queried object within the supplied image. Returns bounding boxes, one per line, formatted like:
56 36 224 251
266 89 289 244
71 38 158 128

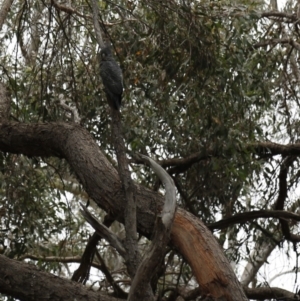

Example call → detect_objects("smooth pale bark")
128 156 176 301
241 241 276 286
0 121 248 301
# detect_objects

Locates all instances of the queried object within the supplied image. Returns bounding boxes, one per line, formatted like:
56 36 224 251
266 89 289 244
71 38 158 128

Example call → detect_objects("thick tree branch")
244 285 299 300
72 215 115 283
0 254 121 301
0 121 247 301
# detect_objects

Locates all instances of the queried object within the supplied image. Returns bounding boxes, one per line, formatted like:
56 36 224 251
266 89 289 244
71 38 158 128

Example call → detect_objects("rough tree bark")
0 121 248 301
0 254 121 301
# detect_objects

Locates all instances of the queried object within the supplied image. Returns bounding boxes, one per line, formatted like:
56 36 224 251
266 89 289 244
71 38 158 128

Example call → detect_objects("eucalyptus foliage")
1 0 299 298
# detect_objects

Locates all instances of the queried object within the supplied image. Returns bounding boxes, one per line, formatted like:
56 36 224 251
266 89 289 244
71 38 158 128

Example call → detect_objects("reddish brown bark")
172 211 245 300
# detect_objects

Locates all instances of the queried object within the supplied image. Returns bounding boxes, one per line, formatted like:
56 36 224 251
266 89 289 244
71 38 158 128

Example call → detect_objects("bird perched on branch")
99 46 123 110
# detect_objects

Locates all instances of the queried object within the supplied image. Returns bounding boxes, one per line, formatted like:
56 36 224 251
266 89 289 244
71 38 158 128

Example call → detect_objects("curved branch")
128 156 176 301
0 254 121 301
58 95 81 123
244 285 298 300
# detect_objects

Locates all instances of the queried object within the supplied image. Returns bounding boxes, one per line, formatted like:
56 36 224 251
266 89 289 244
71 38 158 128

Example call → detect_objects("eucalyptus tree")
0 0 300 300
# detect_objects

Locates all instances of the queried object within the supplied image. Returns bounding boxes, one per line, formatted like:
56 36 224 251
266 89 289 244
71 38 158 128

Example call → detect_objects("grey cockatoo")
99 46 123 110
